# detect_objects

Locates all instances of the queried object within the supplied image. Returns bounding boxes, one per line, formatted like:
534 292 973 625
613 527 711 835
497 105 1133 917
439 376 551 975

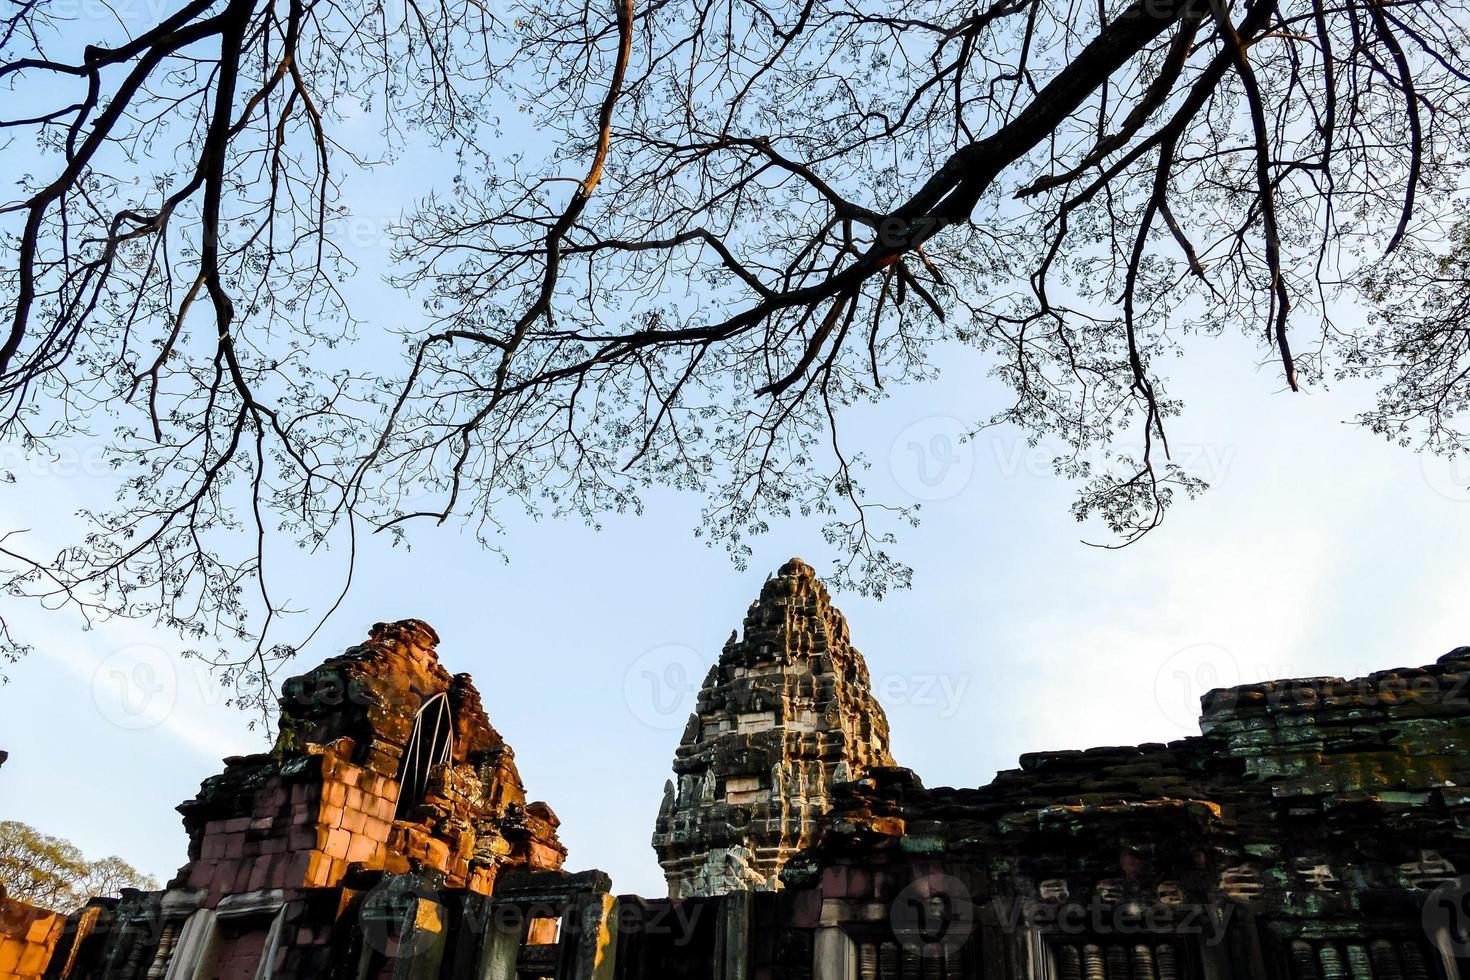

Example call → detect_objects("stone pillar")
474 911 521 980
721 891 751 980
1019 927 1046 980
814 926 855 980
1428 919 1461 980
145 920 182 979
250 906 288 980
160 909 214 980
562 893 618 980
392 896 447 980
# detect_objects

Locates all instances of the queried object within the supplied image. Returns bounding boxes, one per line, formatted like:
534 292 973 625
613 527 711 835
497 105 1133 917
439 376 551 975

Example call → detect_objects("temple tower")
652 558 895 898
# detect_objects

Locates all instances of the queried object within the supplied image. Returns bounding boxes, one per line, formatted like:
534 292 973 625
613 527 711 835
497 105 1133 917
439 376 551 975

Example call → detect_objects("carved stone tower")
652 558 895 898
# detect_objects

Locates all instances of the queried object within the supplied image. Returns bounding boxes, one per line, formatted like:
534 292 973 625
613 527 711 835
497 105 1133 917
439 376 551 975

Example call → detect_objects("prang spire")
651 558 895 898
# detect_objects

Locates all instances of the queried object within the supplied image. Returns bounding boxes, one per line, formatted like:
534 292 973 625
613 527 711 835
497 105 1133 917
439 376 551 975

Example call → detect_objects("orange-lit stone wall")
170 620 566 906
0 899 63 980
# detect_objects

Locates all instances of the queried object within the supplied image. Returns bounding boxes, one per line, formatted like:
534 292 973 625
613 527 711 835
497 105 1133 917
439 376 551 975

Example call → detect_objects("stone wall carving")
652 558 895 898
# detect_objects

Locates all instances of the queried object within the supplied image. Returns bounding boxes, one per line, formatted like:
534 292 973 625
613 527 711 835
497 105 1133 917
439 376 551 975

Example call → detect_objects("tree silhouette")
1 0 1466 703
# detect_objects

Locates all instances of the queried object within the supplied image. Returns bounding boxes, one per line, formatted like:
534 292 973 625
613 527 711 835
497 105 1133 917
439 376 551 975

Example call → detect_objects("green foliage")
0 820 158 912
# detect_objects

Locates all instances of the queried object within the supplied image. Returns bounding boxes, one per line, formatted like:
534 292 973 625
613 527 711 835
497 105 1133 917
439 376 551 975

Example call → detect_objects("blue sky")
3 327 1467 899
1 12 1467 899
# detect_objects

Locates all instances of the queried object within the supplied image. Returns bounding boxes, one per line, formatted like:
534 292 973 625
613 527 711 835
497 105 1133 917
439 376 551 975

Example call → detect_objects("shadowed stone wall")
764 646 1470 980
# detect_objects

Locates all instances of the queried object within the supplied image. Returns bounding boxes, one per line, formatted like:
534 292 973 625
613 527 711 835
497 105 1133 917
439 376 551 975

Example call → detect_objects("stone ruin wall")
0 899 65 980
17 619 572 980
783 646 1470 980
6 562 1470 980
174 618 565 907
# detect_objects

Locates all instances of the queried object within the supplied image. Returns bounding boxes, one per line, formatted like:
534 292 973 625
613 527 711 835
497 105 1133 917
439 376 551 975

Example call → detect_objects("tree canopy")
0 820 158 911
2 0 1467 704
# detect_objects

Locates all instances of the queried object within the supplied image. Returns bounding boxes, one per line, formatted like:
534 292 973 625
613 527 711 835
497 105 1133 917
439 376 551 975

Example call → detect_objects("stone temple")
653 558 894 898
2 559 1468 980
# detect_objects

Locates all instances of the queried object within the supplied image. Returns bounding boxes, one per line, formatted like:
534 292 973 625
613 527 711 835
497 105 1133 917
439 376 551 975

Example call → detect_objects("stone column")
154 892 208 980
474 909 521 980
721 891 751 980
250 906 288 980
814 926 856 980
1429 919 1461 980
562 893 618 980
391 896 447 980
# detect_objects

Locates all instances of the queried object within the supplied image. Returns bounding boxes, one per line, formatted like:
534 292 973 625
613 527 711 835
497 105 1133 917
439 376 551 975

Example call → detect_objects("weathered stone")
8 582 1470 980
167 619 567 910
652 558 895 898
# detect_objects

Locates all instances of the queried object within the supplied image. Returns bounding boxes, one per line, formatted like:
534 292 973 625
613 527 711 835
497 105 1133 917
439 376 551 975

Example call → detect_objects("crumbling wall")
43 620 575 980
172 619 565 904
774 648 1470 979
